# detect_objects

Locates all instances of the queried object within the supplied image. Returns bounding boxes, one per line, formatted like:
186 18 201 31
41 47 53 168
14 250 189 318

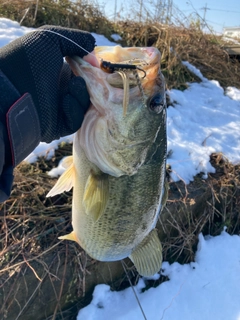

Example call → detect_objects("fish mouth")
66 45 161 119
66 46 163 178
92 45 160 66
80 46 161 116
68 46 160 81
79 46 160 81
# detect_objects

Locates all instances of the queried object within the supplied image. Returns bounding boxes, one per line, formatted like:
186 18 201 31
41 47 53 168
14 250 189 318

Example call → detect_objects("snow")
111 33 122 41
8 22 239 182
1 18 240 320
77 230 240 320
1 18 239 183
0 18 33 46
167 68 240 182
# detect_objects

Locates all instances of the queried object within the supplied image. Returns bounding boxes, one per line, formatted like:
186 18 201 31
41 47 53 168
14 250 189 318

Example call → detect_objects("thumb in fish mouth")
83 51 100 67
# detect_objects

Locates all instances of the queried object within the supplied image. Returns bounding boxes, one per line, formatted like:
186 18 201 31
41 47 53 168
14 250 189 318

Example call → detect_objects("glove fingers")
61 94 85 135
68 77 90 112
38 26 96 58
61 77 90 135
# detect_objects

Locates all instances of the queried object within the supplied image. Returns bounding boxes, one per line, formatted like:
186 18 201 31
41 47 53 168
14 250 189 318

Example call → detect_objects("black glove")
0 25 96 143
0 25 96 202
0 121 14 201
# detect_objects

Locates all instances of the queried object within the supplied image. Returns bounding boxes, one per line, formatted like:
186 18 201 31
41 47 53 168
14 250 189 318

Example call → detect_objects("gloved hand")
0 25 96 143
0 25 96 202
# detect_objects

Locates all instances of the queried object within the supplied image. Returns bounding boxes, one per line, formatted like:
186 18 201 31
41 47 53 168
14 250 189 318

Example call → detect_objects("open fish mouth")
67 45 161 117
66 45 164 177
83 45 160 67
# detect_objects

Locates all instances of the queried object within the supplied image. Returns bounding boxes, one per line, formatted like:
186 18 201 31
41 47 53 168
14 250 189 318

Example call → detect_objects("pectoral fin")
47 156 75 197
129 229 162 277
83 171 109 222
61 156 74 169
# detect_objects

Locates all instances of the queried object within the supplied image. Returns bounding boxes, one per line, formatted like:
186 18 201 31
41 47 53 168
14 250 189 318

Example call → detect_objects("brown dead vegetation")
1 0 240 91
0 1 240 319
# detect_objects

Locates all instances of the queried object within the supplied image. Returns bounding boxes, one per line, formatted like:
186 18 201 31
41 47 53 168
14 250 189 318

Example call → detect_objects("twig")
160 281 185 320
0 241 61 274
23 254 42 282
51 244 68 320
15 269 49 320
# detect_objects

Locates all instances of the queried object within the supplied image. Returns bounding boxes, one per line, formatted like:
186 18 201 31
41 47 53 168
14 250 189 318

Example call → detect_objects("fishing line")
30 28 96 57
30 28 147 107
121 260 148 320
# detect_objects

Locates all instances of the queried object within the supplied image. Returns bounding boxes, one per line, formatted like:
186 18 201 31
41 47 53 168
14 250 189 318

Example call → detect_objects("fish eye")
148 92 165 114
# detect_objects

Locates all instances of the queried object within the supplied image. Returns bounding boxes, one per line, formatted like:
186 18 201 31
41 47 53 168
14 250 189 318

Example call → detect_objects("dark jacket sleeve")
0 70 41 202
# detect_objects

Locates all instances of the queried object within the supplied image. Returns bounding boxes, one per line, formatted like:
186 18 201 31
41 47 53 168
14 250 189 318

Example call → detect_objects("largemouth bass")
47 45 167 277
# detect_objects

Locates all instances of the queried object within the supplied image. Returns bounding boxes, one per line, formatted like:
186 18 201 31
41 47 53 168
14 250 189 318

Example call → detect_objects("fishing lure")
100 59 146 115
100 60 146 79
32 29 147 115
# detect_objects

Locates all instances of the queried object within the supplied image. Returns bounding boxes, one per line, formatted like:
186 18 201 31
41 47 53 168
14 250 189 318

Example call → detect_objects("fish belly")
72 140 166 262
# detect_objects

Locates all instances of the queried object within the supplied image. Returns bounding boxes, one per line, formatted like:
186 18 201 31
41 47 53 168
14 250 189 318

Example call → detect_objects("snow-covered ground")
1 18 239 184
78 230 240 320
1 18 240 320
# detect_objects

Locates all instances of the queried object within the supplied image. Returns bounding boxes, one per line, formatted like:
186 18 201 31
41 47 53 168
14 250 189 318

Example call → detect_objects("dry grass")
1 150 239 318
115 21 240 90
160 153 240 265
0 143 72 262
0 1 240 319
1 0 240 91
0 158 101 320
0 0 114 37
0 146 134 319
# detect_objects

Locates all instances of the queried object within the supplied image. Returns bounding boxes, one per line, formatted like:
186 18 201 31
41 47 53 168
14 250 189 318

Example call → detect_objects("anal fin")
58 231 79 244
129 229 162 277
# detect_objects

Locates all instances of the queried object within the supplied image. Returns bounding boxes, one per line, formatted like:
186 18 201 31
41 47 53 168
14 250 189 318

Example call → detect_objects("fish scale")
47 45 167 277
